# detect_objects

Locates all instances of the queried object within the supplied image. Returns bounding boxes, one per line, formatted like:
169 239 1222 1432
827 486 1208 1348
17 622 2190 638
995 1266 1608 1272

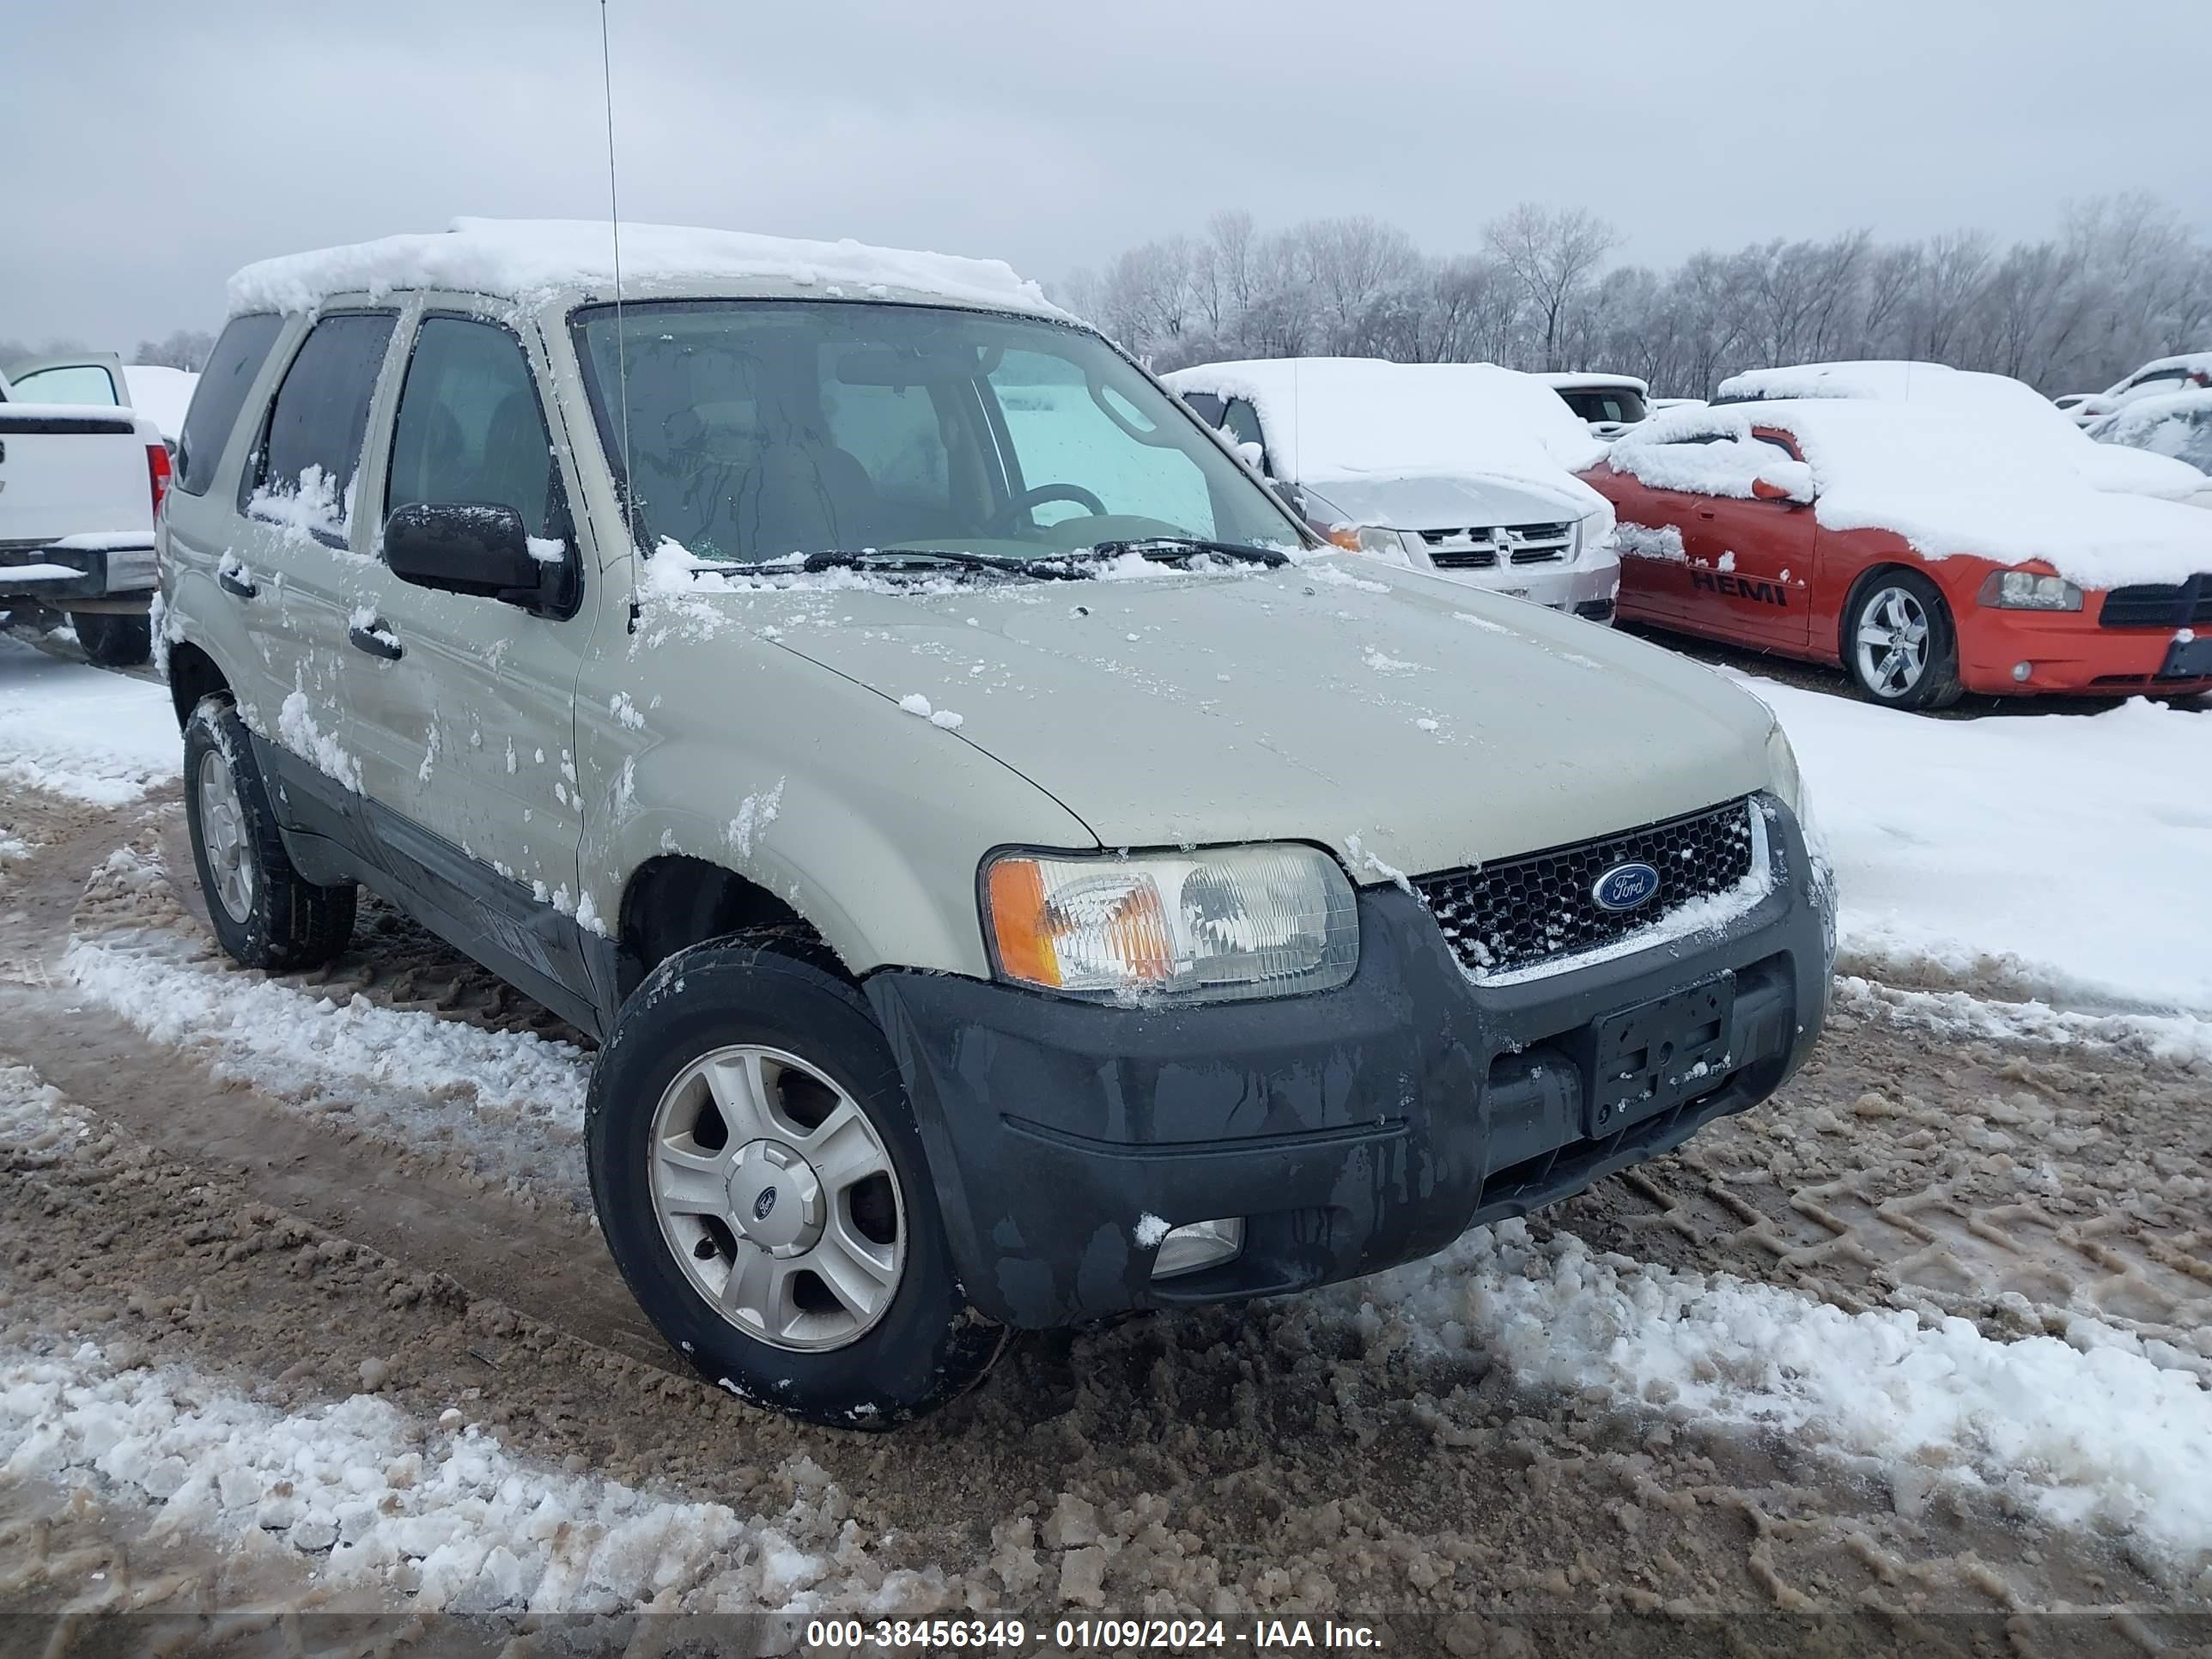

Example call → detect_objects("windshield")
570 301 1304 565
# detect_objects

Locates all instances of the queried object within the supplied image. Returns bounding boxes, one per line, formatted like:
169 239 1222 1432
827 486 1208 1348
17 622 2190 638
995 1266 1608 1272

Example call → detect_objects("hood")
1305 472 1601 533
740 557 1773 880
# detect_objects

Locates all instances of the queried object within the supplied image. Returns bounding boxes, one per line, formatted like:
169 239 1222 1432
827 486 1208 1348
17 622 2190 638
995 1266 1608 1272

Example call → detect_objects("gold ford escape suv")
158 218 1833 1426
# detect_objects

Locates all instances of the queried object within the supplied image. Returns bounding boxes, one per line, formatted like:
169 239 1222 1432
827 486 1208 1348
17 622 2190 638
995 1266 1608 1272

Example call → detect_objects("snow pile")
1611 399 2212 587
0 1341 921 1615
1832 975 2212 1069
1747 674 2212 1017
1162 357 1610 505
64 938 592 1196
228 217 1059 319
1341 1221 2212 1566
0 635 178 806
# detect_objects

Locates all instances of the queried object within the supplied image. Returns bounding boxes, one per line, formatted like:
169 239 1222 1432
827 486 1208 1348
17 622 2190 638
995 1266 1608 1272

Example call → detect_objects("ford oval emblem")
1592 861 1661 913
753 1187 778 1222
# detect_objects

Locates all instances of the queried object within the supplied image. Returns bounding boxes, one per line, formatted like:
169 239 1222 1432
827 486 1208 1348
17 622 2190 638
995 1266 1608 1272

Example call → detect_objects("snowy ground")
2 629 2209 1643
1740 673 2212 1018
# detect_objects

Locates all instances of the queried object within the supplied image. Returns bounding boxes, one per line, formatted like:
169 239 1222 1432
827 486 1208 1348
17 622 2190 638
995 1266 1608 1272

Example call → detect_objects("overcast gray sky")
6 0 2209 348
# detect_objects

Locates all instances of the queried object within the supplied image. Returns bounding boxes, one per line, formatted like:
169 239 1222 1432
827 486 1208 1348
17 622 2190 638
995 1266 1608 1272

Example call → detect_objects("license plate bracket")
2161 635 2212 678
1586 972 1735 1137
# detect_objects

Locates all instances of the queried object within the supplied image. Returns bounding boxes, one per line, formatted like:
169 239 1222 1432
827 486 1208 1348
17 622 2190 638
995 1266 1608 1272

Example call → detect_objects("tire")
71 611 153 668
182 696 357 969
586 938 1005 1428
1843 568 1962 710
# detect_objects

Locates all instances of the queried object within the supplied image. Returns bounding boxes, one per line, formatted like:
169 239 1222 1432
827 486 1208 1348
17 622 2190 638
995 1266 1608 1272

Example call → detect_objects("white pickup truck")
0 352 172 665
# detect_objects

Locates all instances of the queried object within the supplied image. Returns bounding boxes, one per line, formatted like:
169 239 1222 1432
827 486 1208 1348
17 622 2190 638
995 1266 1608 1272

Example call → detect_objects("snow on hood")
226 217 1060 319
1717 360 2207 502
1301 471 1602 535
1613 401 2212 587
1540 371 1649 395
666 555 1775 877
1162 358 1608 495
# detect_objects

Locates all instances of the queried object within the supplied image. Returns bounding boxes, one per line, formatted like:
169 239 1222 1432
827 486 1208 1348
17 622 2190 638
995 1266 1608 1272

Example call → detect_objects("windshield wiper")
799 548 1080 580
1077 538 1291 568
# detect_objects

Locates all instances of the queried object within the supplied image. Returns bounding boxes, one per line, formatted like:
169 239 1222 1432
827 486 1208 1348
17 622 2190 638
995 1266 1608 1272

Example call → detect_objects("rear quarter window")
177 314 283 495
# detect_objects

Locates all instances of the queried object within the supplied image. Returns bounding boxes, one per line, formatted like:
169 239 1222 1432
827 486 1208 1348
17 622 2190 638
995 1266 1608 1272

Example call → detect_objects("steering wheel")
986 483 1108 537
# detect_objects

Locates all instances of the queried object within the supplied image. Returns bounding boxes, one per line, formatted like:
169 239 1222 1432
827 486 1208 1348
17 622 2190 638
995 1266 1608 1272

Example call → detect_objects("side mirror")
1751 460 1815 504
383 502 566 611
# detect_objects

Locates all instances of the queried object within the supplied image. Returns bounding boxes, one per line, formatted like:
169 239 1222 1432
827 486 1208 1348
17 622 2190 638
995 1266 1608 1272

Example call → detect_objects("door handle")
348 618 403 661
1696 507 1717 520
217 566 258 599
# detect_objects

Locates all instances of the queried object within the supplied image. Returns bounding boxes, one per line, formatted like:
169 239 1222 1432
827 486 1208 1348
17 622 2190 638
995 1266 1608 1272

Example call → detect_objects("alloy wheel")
647 1044 906 1352
1855 585 1930 698
196 748 257 923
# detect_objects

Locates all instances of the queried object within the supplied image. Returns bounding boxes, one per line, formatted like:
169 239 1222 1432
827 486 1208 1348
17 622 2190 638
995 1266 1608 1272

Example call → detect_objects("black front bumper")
866 801 1832 1330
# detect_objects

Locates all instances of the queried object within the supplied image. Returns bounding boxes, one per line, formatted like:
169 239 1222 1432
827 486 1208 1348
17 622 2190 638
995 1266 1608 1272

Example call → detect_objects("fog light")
1150 1217 1244 1279
2013 661 2033 683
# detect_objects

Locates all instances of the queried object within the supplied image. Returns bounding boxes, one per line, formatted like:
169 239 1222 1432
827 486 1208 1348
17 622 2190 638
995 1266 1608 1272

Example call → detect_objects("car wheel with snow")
70 611 153 668
1844 569 1962 710
586 937 1004 1428
183 695 358 969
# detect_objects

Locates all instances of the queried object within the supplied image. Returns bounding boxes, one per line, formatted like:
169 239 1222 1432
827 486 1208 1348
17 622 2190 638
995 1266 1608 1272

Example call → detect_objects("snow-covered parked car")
2102 350 2212 408
1540 371 1650 440
2084 389 2212 508
1717 359 2210 506
1164 358 1622 622
156 217 1832 1426
0 357 175 665
1583 398 2212 708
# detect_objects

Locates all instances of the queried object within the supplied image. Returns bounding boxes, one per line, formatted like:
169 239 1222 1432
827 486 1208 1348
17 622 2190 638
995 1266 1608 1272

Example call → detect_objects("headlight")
1356 526 1408 557
982 844 1359 1003
1978 570 2082 611
1764 722 1803 817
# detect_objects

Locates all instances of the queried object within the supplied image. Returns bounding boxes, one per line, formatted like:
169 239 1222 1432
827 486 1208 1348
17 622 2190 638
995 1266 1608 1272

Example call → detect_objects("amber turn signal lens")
987 858 1060 988
1326 525 1363 552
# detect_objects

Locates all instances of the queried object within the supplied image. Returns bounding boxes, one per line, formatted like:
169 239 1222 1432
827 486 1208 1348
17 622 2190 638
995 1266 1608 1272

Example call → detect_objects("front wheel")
586 938 1004 1427
1844 569 1962 709
71 611 152 668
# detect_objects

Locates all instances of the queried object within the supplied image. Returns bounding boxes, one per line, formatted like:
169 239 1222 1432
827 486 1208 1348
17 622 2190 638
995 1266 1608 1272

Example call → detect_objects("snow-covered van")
1165 358 1624 620
0 354 175 665
158 219 1832 1425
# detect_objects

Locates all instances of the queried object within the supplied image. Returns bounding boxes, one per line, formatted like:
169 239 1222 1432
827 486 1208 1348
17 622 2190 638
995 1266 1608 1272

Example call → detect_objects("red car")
1583 400 2212 708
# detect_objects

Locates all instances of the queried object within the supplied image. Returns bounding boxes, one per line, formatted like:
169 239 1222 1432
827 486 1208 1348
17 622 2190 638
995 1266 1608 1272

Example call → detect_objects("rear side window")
9 364 118 405
386 317 562 540
243 312 397 544
177 314 283 495
1179 390 1226 426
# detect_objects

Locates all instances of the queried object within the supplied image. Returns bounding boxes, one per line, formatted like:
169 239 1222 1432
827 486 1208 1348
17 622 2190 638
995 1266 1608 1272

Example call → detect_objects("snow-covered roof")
1611 399 2212 587
1716 359 2204 502
1540 371 1650 394
226 217 1061 320
1162 357 1609 490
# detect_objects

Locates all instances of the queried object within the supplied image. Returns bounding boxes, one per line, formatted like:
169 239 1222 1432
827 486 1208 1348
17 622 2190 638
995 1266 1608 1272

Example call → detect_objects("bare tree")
132 329 218 371
1483 203 1620 370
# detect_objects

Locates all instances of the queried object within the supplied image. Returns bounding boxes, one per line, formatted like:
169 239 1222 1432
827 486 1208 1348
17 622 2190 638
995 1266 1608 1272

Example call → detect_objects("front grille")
2100 574 2212 629
1419 520 1575 573
1414 799 1758 979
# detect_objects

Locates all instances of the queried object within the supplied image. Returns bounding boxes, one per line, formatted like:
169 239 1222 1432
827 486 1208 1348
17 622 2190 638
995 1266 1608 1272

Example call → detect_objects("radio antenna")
598 0 637 551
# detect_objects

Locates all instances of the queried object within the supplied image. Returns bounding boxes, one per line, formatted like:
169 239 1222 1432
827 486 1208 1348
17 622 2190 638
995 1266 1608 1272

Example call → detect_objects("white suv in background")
1166 358 1623 623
